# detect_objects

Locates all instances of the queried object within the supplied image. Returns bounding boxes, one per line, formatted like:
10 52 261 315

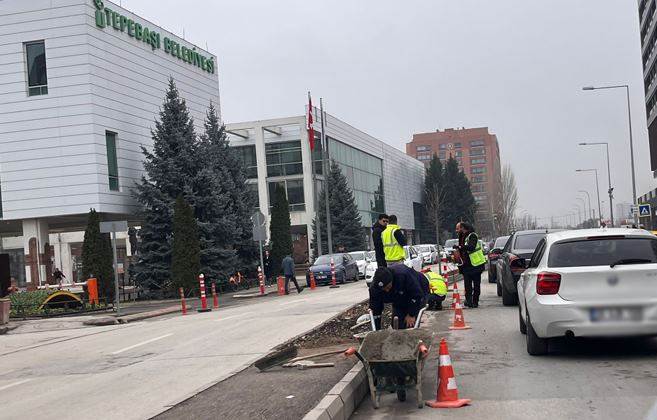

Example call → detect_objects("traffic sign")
251 211 267 242
639 204 652 217
631 206 639 215
100 220 128 233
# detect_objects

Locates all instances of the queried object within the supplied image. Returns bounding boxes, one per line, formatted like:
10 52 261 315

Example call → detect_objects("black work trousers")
285 275 301 294
462 268 482 306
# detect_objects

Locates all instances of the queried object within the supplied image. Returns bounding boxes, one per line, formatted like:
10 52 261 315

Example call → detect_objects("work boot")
298 287 304 294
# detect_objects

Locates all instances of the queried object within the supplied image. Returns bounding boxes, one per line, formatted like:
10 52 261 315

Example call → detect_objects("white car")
404 246 423 271
349 251 370 279
365 251 377 285
415 244 439 266
518 228 657 355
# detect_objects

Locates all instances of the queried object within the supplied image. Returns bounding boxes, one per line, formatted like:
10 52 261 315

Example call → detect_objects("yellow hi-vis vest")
425 271 448 296
466 232 486 267
382 224 405 262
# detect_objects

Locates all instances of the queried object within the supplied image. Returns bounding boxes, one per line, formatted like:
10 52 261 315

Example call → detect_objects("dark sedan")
306 253 359 286
496 229 561 306
487 235 510 283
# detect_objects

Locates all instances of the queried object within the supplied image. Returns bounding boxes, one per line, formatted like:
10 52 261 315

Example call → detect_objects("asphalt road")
353 274 657 420
0 280 368 420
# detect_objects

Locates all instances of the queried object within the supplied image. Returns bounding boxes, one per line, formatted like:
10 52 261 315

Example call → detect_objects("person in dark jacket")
371 213 389 267
453 222 486 308
369 264 427 329
282 254 302 294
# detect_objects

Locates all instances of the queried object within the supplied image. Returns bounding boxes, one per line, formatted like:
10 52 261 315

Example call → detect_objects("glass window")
416 145 431 152
438 151 446 159
470 148 486 156
247 182 259 209
472 175 487 183
548 237 657 268
105 131 119 191
455 150 463 157
268 179 305 212
471 157 486 165
471 184 486 192
471 166 486 174
513 233 545 251
453 142 462 148
439 144 447 150
25 41 48 96
233 145 258 179
470 139 485 147
266 141 302 177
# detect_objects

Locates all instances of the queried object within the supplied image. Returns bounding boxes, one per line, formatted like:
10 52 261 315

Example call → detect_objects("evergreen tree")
171 196 200 292
269 185 292 275
312 160 367 254
442 157 477 232
81 209 115 300
133 78 198 291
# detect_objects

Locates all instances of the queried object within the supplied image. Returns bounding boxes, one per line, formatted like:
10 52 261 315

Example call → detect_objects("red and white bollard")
329 257 340 288
211 282 219 309
258 266 266 295
309 271 317 290
198 274 212 313
277 275 286 296
179 287 187 315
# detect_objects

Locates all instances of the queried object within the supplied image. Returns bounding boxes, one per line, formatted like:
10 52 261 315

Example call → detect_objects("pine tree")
133 78 198 291
171 196 200 292
81 209 115 300
269 184 292 275
312 160 367 254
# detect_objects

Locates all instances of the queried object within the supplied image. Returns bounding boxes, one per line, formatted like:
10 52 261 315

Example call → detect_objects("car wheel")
501 283 518 306
496 279 502 297
526 315 548 355
519 306 527 335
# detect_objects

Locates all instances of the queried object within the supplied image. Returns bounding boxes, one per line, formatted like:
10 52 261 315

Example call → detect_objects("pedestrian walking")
381 214 407 265
52 267 66 287
453 222 486 308
369 264 427 330
371 213 389 267
282 254 303 294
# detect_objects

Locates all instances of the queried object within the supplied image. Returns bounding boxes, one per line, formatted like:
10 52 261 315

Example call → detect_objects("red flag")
307 93 315 151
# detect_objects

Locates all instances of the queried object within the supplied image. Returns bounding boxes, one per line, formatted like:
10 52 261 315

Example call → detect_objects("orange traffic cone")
449 284 461 310
449 301 471 330
426 339 471 408
309 271 317 290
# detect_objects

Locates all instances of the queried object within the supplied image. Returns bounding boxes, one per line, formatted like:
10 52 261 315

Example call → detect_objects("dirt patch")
359 329 433 361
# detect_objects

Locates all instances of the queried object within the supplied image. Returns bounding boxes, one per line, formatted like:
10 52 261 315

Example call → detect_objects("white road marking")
0 379 31 392
111 333 173 355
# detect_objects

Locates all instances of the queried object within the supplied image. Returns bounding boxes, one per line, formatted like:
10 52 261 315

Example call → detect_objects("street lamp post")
576 197 588 226
576 169 602 227
582 85 636 225
578 190 592 221
572 204 582 227
579 142 614 226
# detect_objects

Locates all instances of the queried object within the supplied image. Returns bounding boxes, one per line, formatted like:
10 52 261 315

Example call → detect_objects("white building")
226 110 424 262
0 0 220 289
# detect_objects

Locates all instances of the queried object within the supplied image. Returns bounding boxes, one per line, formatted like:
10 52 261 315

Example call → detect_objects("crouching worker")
421 268 448 310
369 265 427 330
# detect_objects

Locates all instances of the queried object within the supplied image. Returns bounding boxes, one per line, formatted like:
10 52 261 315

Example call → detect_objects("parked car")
480 240 490 255
348 251 370 279
496 229 561 306
518 228 657 355
365 251 377 286
404 246 423 271
306 253 359 286
487 235 510 283
415 244 439 266
444 238 459 261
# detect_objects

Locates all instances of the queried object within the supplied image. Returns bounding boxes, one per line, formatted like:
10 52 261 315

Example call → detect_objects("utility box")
0 299 10 325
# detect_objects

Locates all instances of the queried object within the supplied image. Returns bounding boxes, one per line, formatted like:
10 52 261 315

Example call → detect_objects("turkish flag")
307 93 315 151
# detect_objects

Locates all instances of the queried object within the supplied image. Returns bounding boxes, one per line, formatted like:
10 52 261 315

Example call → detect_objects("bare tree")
497 164 519 235
424 156 447 245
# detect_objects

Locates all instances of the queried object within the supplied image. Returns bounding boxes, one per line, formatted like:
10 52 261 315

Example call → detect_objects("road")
0 281 368 420
353 274 657 420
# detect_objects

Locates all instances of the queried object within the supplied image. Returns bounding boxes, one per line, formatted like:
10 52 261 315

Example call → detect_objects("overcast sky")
126 0 653 225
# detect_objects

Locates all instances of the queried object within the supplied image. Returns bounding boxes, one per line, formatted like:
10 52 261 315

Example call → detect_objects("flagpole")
320 98 333 254
309 92 323 257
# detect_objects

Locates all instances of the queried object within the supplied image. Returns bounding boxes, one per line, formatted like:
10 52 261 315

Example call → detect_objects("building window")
266 141 303 177
471 157 486 165
471 166 486 174
453 142 462 148
247 182 259 209
471 184 486 193
469 147 486 156
233 145 258 179
471 175 487 183
105 131 119 191
470 139 485 147
454 150 463 157
439 144 447 150
25 41 48 96
268 179 305 212
438 151 446 159
416 145 431 152
417 154 432 161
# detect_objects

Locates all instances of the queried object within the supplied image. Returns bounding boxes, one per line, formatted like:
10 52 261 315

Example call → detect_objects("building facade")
0 0 220 289
406 127 502 237
640 0 657 173
226 111 425 262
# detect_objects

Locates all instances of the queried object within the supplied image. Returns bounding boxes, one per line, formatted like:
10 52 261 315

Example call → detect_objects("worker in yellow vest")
381 215 407 265
421 268 448 310
454 222 486 308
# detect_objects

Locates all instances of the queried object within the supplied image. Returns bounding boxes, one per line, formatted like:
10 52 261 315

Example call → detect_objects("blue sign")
639 204 651 217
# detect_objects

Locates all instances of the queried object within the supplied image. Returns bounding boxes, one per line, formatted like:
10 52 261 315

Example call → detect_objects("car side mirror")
516 258 528 269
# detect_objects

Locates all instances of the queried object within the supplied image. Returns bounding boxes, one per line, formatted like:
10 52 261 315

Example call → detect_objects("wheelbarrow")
346 320 433 409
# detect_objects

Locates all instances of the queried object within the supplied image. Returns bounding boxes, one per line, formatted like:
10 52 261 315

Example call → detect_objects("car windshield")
444 239 458 248
368 251 376 260
349 252 366 261
494 236 510 248
416 245 431 253
314 255 342 265
513 233 544 251
548 237 657 268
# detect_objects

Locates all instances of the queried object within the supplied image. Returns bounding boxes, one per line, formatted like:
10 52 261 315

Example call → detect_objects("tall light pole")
576 169 602 227
572 204 582 227
579 142 614 226
576 197 588 226
578 190 592 221
582 85 636 225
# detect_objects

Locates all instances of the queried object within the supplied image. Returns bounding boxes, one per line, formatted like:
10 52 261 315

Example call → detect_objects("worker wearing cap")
421 268 448 310
369 264 427 330
381 215 407 265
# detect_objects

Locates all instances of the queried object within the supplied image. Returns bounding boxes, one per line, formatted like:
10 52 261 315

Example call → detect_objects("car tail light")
536 272 561 295
509 256 526 273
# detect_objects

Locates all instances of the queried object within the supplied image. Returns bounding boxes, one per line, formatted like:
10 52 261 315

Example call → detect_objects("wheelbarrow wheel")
397 388 406 402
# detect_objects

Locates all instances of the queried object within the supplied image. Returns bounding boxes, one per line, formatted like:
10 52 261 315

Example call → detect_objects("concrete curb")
232 289 276 299
117 305 181 323
0 324 18 335
302 361 368 420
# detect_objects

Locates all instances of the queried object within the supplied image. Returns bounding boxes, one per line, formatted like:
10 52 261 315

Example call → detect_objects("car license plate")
590 307 642 323
316 274 326 280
